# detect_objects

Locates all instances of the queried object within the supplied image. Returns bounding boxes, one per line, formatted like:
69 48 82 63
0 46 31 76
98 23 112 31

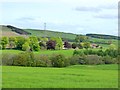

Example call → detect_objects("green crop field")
2 64 118 88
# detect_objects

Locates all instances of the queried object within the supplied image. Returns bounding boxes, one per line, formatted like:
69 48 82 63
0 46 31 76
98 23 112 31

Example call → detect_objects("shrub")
83 49 89 55
34 55 51 67
97 50 104 56
73 50 84 56
70 55 86 65
0 44 2 50
102 55 115 64
116 55 120 64
105 49 118 58
2 53 15 65
51 54 70 67
12 52 34 66
70 55 79 65
84 55 103 65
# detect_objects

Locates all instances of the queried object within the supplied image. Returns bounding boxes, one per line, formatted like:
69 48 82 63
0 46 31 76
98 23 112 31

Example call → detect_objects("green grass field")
1 49 74 57
24 29 76 40
1 48 106 57
2 64 118 88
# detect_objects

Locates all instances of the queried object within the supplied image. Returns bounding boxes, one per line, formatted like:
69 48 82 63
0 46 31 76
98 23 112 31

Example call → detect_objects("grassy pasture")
1 48 107 57
1 49 74 57
2 64 118 88
24 29 76 40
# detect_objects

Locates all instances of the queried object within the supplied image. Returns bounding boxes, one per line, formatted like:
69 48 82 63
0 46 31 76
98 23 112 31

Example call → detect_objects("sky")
0 0 118 36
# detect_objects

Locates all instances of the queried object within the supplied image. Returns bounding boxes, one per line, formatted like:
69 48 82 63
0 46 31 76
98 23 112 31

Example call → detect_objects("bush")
70 55 79 65
102 55 115 64
0 44 2 50
70 55 86 65
12 52 34 66
83 49 89 55
73 50 84 56
34 55 51 67
51 54 70 67
97 50 104 56
105 49 118 58
84 55 103 65
2 53 15 65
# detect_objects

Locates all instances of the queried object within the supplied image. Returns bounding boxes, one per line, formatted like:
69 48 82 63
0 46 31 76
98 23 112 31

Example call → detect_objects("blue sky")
1 0 118 35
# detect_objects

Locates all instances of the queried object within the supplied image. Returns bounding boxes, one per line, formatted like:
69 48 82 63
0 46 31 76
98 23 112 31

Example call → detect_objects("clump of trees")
1 37 9 49
0 36 65 51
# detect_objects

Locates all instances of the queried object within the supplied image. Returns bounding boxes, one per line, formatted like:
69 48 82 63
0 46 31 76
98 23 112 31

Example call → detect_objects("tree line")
0 35 93 51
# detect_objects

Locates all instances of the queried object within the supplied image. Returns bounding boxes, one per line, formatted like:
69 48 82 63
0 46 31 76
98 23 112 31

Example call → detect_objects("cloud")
17 17 35 22
75 4 117 13
94 14 117 19
75 7 101 12
100 4 117 10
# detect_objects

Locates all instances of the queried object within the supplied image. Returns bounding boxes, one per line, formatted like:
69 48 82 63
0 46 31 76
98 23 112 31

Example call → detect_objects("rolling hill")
0 25 30 37
1 25 77 41
1 25 119 42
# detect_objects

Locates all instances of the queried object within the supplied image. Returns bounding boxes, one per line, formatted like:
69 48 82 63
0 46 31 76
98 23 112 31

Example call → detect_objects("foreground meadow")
2 64 118 88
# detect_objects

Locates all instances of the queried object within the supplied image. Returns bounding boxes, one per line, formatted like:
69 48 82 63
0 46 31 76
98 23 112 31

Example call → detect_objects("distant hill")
86 34 119 40
24 29 77 41
0 25 30 37
1 25 119 41
1 25 77 41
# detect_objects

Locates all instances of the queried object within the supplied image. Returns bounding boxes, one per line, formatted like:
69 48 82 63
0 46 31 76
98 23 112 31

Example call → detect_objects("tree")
64 41 71 49
39 41 46 50
83 42 90 49
50 37 63 50
75 35 88 43
46 40 56 50
1 37 9 49
78 43 83 49
16 37 26 50
109 44 116 50
29 36 40 51
22 42 30 51
72 43 77 49
38 37 48 42
9 37 16 49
